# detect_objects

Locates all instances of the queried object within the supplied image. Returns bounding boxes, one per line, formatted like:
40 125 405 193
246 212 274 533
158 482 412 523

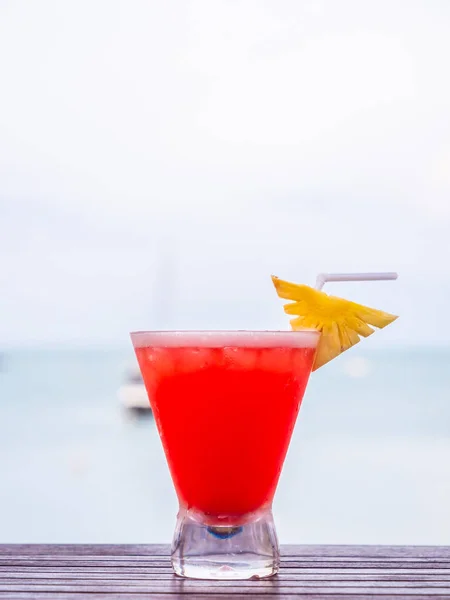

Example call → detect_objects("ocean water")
0 345 449 545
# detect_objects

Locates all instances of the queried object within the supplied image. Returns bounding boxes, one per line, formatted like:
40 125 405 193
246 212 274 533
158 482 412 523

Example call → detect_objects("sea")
1 345 449 545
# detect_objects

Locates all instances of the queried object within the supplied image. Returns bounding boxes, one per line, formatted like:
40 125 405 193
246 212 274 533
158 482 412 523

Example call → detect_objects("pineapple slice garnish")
272 275 398 370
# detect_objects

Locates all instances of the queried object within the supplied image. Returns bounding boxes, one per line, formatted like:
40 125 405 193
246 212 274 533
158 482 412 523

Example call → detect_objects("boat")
118 242 175 416
118 365 152 415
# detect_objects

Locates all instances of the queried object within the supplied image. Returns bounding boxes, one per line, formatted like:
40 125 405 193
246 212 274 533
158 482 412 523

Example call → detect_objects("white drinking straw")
315 272 398 291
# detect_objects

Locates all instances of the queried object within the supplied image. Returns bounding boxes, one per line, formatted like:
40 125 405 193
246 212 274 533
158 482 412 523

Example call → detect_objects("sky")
1 0 450 346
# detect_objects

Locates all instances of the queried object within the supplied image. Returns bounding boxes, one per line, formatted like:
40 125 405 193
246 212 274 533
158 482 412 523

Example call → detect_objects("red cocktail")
131 330 319 579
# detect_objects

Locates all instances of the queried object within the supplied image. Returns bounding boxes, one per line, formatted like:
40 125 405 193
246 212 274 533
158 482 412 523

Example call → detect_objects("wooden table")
1 544 449 598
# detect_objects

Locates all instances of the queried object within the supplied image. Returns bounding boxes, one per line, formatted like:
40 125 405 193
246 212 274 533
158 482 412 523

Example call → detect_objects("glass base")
171 507 279 580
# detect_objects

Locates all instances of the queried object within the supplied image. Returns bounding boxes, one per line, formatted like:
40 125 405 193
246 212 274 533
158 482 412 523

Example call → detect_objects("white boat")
119 242 175 416
118 366 152 415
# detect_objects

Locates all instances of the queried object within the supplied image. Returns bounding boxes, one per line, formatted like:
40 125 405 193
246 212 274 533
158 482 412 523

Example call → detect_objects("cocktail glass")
131 330 319 580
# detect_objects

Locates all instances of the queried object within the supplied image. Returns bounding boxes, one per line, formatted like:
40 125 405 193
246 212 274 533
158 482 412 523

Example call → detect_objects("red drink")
133 331 318 521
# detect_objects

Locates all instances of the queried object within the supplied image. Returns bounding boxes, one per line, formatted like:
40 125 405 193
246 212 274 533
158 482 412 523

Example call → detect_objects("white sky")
1 0 450 345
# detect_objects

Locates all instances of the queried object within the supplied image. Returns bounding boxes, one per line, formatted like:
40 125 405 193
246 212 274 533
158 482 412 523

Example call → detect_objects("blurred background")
1 0 449 544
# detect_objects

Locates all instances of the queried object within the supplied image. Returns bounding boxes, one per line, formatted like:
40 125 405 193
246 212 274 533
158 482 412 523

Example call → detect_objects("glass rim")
130 329 320 349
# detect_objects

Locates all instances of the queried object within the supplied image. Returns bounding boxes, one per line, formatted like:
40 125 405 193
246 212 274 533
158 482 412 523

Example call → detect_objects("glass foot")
171 507 279 580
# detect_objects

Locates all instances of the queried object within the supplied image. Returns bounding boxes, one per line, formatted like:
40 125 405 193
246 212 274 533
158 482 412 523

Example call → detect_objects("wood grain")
0 545 449 599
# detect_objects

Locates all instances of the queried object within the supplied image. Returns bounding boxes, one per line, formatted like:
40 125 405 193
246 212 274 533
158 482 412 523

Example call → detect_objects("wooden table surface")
1 544 449 599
